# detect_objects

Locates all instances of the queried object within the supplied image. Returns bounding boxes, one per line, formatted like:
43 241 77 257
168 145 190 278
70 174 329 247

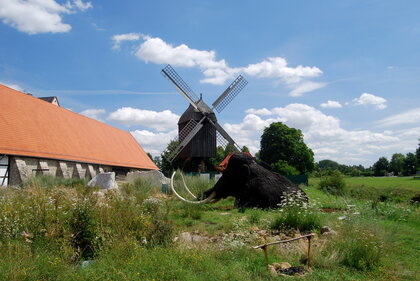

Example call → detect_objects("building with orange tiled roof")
0 83 158 186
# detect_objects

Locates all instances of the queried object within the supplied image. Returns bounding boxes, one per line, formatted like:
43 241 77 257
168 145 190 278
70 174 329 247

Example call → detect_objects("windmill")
161 65 247 169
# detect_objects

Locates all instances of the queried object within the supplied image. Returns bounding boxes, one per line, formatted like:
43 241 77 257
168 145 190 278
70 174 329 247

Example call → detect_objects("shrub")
69 199 101 260
318 170 346 195
271 195 322 233
271 206 322 233
272 160 300 175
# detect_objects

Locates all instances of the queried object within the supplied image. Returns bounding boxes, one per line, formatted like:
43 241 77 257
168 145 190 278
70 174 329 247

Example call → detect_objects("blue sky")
1 0 419 167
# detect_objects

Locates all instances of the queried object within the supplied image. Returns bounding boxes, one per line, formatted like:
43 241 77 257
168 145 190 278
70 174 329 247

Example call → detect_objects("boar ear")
240 164 251 179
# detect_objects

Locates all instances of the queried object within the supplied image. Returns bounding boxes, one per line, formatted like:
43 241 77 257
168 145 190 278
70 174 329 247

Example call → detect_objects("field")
0 175 418 280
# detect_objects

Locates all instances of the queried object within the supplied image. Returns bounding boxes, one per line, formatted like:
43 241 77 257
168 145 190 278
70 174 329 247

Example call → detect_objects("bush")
69 197 101 260
271 206 322 233
271 195 322 233
319 170 346 195
271 160 300 175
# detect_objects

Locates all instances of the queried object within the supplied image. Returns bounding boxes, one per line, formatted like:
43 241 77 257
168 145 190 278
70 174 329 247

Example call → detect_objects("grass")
0 174 418 280
310 176 419 202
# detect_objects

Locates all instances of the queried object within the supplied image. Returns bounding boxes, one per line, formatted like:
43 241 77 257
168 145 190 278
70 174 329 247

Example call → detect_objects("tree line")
152 122 419 177
317 139 420 177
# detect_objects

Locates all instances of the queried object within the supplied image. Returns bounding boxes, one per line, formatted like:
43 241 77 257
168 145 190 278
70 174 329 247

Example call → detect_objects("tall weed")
318 170 346 195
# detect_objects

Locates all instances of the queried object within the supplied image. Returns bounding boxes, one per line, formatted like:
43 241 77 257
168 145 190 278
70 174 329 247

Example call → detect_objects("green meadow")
0 175 418 280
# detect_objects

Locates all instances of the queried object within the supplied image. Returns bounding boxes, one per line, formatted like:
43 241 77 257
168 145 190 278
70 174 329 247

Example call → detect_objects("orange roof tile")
0 84 158 170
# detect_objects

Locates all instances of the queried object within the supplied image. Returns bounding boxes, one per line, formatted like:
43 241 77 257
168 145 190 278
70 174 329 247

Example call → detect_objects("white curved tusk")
170 171 216 204
180 172 197 199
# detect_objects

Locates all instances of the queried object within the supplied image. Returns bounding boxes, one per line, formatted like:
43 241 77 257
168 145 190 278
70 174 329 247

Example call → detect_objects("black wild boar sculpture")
170 152 308 208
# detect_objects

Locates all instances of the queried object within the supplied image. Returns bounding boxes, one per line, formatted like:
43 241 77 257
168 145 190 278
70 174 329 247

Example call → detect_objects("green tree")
272 160 299 175
241 146 250 153
416 139 420 168
260 122 315 174
403 152 417 176
160 140 182 176
153 156 162 169
389 153 405 176
372 157 389 176
318 159 340 171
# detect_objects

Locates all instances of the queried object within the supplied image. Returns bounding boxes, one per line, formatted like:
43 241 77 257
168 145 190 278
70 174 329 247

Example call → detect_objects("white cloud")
320 100 342 109
289 81 327 97
243 57 322 84
70 0 92 11
129 35 324 92
80 108 106 121
135 36 227 70
108 107 179 132
223 104 414 166
352 93 387 109
131 129 177 156
376 107 420 127
1 82 23 92
0 0 92 34
112 32 142 50
246 108 273 116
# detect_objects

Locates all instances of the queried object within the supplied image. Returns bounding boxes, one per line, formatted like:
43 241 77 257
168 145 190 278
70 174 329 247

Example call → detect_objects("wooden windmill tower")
161 65 247 171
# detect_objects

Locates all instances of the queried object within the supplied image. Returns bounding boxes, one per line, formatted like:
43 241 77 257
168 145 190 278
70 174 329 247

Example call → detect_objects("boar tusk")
170 171 216 204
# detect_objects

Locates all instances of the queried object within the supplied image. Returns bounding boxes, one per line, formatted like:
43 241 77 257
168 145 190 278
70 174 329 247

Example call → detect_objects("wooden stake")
307 236 312 267
262 245 269 268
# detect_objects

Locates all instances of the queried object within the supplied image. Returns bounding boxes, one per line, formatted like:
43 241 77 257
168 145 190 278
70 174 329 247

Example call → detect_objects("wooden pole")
307 236 312 267
262 245 269 268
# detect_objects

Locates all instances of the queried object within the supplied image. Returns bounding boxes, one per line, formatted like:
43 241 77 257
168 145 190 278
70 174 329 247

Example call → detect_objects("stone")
87 172 118 190
126 170 169 188
191 234 205 243
272 262 292 270
268 265 278 276
321 225 338 236
321 226 332 234
178 232 192 243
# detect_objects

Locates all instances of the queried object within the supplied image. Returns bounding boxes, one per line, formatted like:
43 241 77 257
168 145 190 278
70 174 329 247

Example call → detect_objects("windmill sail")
165 117 206 163
208 119 240 151
161 65 199 110
161 64 246 163
212 75 248 113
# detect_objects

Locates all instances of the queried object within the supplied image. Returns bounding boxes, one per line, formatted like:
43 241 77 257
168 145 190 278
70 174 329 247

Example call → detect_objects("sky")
1 0 419 167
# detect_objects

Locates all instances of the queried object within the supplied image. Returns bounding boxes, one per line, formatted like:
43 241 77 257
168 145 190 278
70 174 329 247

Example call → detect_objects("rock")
126 170 169 188
321 226 332 234
272 262 292 270
191 234 205 243
250 226 260 232
268 265 278 276
178 232 192 243
321 226 338 236
87 172 118 190
257 230 268 236
322 230 338 237
176 232 206 245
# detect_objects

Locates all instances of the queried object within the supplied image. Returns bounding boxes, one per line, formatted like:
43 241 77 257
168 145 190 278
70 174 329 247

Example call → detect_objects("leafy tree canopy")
373 157 390 176
403 152 417 176
389 153 405 175
259 122 315 174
